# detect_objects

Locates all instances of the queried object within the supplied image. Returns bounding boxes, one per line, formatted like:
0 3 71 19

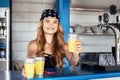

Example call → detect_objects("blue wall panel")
56 0 70 67
56 0 70 43
0 0 9 7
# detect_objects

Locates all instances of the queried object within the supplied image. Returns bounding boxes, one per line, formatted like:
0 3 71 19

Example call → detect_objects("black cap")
40 9 59 21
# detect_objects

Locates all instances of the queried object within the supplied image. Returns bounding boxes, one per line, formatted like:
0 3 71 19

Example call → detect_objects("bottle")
3 27 6 36
0 21 3 35
0 43 6 59
1 21 6 36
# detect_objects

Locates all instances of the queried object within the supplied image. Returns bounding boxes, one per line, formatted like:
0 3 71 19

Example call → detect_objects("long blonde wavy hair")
36 20 65 68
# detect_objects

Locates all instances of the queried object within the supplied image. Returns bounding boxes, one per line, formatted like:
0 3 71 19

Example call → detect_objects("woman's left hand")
69 39 82 65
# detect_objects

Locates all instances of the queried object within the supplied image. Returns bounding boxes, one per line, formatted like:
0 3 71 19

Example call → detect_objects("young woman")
22 9 82 76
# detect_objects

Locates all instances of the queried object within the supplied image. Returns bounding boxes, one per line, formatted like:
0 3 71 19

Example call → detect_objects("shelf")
0 35 6 39
0 58 6 61
78 33 114 36
0 17 5 20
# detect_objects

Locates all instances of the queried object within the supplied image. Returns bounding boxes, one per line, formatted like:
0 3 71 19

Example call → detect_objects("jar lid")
68 33 79 39
35 57 45 61
25 58 35 63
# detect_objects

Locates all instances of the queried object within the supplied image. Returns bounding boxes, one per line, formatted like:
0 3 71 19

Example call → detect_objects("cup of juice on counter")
68 33 79 52
24 58 35 79
35 57 45 76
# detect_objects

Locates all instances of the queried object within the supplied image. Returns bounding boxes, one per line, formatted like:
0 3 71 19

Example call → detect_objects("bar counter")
1 66 120 80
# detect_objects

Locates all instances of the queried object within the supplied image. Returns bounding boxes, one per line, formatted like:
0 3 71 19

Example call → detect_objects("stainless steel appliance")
0 8 10 71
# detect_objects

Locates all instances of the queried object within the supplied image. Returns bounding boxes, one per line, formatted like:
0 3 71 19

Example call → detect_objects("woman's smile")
47 27 54 31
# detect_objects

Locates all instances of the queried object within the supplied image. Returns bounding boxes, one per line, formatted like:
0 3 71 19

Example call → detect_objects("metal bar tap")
102 24 120 65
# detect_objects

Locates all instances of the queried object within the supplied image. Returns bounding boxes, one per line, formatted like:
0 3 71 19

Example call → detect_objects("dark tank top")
43 53 56 68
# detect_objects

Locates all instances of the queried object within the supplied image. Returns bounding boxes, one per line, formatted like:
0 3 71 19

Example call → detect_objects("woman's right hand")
22 68 26 77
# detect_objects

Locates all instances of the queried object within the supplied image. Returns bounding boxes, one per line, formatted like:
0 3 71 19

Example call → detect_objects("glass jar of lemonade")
68 34 79 52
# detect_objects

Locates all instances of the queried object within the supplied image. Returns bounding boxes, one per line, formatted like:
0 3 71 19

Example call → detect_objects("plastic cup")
35 57 45 76
68 34 79 52
24 58 35 79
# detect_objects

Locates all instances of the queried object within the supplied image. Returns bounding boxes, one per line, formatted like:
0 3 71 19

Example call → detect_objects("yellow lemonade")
24 63 35 78
68 39 76 52
35 61 45 75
